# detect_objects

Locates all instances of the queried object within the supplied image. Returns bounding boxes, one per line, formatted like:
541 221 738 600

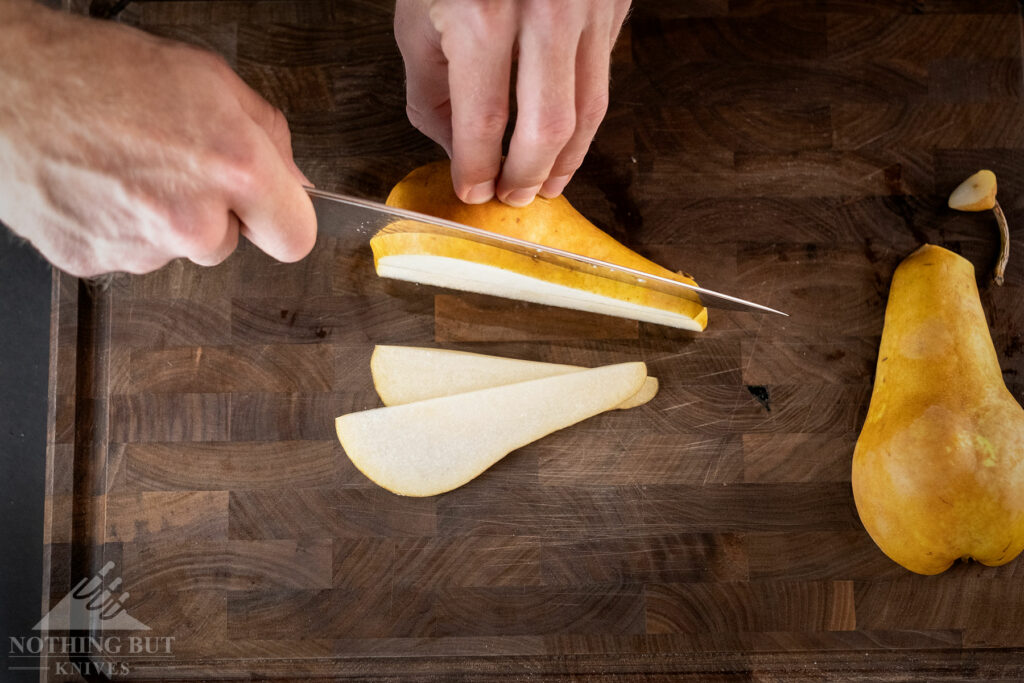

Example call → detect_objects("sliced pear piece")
371 161 707 331
948 169 997 211
370 345 658 410
336 361 647 497
948 169 1010 286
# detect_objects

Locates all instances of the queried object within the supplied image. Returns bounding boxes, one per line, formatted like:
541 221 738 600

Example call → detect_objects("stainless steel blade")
306 187 788 316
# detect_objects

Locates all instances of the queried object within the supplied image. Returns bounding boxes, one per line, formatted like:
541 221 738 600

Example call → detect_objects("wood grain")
120 440 341 491
434 293 641 343
123 538 333 591
645 580 856 633
41 0 1024 680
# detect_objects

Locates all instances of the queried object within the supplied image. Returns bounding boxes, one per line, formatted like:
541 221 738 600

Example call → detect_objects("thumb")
221 65 313 187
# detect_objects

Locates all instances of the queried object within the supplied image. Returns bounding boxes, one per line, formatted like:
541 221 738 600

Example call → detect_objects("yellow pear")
852 244 1024 575
370 161 708 331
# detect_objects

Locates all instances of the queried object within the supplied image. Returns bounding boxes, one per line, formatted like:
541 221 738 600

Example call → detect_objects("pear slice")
370 345 659 410
336 361 647 497
372 161 708 331
948 169 997 211
947 169 1010 285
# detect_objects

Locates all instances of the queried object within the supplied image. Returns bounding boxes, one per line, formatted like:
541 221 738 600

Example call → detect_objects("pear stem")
992 199 1009 286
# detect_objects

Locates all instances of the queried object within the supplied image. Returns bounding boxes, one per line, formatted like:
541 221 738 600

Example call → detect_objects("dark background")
1 228 51 681
2 0 59 679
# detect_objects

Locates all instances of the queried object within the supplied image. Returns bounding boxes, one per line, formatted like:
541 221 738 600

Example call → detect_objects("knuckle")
213 141 263 196
522 111 576 148
170 42 229 81
188 45 232 73
521 0 565 25
177 226 224 260
463 109 508 142
122 256 171 276
552 150 587 177
190 249 229 268
578 92 610 129
437 0 512 38
472 1 513 32
261 103 292 145
405 104 429 133
164 207 227 259
274 236 313 264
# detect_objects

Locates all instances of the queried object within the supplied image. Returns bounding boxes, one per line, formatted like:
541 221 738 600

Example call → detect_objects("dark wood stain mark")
747 385 772 412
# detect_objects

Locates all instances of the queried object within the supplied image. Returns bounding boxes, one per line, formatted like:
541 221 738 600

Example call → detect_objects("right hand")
0 1 316 277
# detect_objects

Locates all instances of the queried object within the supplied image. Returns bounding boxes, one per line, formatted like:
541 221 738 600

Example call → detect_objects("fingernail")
539 175 572 199
464 181 495 204
501 185 542 208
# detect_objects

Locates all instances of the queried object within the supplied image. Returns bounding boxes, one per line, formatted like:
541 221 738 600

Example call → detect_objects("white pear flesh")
370 345 658 410
336 361 647 497
948 169 997 211
375 254 704 331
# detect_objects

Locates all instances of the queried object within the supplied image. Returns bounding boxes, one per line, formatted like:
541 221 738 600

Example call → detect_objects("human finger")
496 7 578 207
213 55 313 187
188 211 241 267
537 24 610 199
395 0 453 155
226 124 317 263
445 4 517 204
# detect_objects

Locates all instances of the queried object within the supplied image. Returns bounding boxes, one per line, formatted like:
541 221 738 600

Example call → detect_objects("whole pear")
852 244 1024 575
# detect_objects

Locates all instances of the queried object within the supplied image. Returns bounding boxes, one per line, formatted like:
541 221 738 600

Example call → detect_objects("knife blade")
306 187 787 316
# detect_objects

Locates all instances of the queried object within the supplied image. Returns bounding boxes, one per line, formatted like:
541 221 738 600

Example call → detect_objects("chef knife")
306 187 787 316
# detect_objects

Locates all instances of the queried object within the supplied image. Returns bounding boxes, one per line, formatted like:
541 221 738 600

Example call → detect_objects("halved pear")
370 345 659 410
371 161 708 331
948 169 997 211
336 361 647 497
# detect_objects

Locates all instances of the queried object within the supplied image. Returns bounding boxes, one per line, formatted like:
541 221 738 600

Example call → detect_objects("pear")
336 361 647 497
370 161 708 331
370 345 658 410
948 169 997 211
947 169 1010 285
852 244 1024 575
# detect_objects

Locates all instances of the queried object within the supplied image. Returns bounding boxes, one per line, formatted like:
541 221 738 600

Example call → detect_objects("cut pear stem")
992 199 1009 286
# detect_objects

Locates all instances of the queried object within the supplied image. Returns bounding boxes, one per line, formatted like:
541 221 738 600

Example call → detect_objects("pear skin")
852 244 1024 575
371 161 708 331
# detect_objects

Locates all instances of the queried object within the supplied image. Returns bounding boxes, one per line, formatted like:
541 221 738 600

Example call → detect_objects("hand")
394 0 630 207
0 1 316 277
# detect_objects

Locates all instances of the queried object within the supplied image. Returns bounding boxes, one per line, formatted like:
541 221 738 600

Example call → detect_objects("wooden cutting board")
43 0 1024 679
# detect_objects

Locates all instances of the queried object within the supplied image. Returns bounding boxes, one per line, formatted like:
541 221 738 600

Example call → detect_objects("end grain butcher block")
42 0 1024 680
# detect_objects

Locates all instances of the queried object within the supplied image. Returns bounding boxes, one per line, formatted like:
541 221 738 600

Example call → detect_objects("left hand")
394 0 631 207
